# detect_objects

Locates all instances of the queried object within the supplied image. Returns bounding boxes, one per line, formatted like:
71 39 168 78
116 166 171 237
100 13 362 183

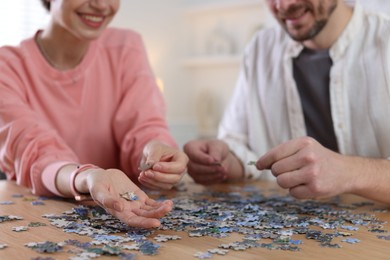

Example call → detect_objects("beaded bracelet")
69 164 98 201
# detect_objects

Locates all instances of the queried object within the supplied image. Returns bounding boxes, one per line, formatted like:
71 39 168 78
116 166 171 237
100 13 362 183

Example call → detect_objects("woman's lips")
79 14 105 28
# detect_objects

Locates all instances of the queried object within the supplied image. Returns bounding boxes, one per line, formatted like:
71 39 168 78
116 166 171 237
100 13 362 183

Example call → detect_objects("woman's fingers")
125 215 161 228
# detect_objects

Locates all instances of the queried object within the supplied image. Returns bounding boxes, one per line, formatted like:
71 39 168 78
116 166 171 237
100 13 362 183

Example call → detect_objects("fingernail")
153 164 162 171
211 161 222 166
145 171 155 177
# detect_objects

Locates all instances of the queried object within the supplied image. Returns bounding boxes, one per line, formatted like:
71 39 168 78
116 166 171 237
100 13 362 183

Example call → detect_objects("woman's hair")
40 0 50 11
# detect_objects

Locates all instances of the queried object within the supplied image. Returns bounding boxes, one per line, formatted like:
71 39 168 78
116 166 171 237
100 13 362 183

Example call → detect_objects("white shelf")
183 55 241 68
185 0 264 16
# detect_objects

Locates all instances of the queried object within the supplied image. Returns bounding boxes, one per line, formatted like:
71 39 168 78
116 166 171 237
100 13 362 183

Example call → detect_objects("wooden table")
1 179 390 260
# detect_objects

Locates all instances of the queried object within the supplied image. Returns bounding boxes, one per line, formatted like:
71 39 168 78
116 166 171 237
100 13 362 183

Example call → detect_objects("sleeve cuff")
41 161 73 197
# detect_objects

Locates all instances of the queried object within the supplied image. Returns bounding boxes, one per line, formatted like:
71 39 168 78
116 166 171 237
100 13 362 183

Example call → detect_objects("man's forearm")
347 156 390 204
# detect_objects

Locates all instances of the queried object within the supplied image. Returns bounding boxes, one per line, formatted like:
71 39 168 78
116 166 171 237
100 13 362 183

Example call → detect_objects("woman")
0 0 188 228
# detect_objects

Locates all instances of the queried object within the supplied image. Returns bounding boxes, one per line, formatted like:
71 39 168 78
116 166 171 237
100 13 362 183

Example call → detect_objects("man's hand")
256 136 356 199
183 139 244 184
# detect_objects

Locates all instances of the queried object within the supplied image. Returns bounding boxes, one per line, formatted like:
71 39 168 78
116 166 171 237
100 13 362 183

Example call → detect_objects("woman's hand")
84 168 173 228
138 140 188 190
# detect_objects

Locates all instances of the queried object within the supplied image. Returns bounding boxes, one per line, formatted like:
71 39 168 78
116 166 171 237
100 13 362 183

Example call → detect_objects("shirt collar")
329 0 363 60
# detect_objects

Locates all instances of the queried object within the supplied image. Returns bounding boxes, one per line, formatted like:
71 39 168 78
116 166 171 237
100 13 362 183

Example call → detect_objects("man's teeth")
286 9 307 20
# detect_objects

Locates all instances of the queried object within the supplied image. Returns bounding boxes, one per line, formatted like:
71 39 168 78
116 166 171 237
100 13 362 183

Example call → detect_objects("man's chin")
288 33 311 42
285 29 310 42
284 19 327 42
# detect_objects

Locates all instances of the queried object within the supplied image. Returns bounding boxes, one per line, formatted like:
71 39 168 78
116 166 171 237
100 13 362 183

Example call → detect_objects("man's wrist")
226 152 245 181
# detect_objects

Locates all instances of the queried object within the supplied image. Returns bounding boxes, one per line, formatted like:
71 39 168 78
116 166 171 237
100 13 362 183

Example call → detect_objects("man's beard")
281 0 337 42
287 19 328 41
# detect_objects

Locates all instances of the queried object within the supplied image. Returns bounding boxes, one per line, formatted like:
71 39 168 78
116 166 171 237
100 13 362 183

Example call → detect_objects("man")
184 0 390 203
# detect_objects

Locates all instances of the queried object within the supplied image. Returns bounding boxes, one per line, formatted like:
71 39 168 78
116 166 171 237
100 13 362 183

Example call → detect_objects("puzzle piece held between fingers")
138 163 154 171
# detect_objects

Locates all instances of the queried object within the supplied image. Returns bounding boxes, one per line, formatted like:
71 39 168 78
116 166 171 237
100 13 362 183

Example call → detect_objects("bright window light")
0 1 49 47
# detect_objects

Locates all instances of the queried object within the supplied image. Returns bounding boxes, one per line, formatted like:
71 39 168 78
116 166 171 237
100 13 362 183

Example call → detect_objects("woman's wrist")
70 164 98 201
